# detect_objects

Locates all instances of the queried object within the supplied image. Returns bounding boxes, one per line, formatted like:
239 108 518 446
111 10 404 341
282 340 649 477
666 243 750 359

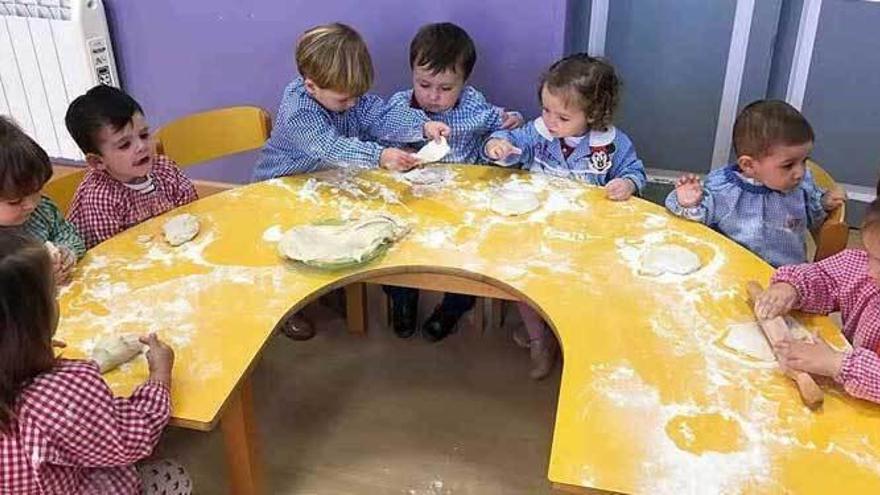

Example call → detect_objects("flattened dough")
639 244 701 276
412 137 450 163
720 319 815 362
490 188 540 216
278 215 408 265
91 334 143 373
163 214 200 246
401 167 452 185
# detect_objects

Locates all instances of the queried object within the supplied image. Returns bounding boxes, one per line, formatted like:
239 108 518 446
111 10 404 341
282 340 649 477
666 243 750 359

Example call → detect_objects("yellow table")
56 165 880 494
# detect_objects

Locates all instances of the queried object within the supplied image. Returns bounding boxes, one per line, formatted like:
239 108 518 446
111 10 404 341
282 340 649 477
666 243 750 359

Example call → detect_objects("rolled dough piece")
137 234 154 244
91 334 144 373
639 245 702 276
490 189 540 216
412 137 450 163
721 319 814 362
401 167 451 185
163 214 199 246
278 215 408 266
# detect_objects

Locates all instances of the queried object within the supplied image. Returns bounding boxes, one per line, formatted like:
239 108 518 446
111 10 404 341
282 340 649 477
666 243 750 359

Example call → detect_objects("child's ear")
303 78 318 96
737 155 757 173
85 153 105 170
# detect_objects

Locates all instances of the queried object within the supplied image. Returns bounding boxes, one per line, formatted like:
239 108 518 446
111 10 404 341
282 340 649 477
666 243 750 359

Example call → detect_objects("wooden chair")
155 105 272 197
808 159 849 261
44 168 87 216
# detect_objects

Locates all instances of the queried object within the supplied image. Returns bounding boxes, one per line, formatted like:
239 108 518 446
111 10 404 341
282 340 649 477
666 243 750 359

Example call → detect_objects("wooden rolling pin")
747 281 824 409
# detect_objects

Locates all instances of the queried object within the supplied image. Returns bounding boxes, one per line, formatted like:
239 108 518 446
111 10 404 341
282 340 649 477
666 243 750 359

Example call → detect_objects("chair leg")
487 298 504 333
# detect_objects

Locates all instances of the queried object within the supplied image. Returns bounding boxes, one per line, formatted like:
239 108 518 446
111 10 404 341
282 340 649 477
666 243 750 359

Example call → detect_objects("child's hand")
754 282 798 320
605 178 636 201
675 174 704 207
501 111 524 130
423 121 451 142
140 333 174 386
774 337 844 378
484 138 521 162
53 246 76 286
821 186 846 212
380 148 419 172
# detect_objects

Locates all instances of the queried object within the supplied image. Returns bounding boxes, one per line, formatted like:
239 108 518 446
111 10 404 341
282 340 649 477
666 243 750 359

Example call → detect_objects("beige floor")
158 288 562 494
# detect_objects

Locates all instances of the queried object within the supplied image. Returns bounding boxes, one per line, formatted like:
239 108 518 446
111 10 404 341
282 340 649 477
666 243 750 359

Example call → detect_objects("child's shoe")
529 337 557 380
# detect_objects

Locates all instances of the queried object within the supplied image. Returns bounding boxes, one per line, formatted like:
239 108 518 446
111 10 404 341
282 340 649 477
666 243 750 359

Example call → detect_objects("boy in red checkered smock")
756 194 880 404
64 85 197 250
0 233 191 494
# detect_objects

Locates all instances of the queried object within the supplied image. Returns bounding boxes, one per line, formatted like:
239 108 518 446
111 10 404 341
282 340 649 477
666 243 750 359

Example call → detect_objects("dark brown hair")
410 22 477 80
539 53 620 131
65 84 144 155
296 23 374 96
0 233 57 431
733 100 814 159
0 117 52 200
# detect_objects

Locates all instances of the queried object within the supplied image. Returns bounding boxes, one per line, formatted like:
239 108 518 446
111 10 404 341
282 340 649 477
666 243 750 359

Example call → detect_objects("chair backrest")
807 159 849 261
43 169 87 216
807 159 846 222
154 106 272 168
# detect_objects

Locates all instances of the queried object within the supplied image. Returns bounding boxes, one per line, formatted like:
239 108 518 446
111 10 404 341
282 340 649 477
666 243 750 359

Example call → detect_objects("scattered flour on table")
587 362 775 494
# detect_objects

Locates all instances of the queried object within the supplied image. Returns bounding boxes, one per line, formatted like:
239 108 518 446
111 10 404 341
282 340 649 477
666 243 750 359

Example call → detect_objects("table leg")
345 283 368 336
472 298 485 335
221 378 263 495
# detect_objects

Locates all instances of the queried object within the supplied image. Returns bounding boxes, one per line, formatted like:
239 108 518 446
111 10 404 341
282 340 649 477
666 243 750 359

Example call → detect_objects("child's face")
411 65 465 114
303 79 359 112
87 112 154 184
739 142 812 193
864 227 880 285
0 191 41 226
540 86 589 138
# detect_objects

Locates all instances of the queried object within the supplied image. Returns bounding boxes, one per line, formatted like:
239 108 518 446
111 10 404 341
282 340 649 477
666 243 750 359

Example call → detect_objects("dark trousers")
383 286 476 314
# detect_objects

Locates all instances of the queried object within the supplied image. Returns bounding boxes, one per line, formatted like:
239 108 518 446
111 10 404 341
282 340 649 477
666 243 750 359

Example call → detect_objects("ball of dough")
163 214 200 246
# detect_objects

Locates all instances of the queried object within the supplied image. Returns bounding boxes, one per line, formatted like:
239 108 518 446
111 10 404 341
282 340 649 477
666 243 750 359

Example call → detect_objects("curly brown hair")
539 54 620 131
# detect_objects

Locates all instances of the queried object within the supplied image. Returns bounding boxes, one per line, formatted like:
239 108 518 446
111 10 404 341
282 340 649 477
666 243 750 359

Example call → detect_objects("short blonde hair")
296 23 374 96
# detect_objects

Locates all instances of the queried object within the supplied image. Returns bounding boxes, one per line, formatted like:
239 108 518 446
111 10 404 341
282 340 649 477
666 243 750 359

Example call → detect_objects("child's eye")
420 83 430 88
7 199 22 206
559 117 570 122
139 132 150 140
119 141 131 150
441 87 452 92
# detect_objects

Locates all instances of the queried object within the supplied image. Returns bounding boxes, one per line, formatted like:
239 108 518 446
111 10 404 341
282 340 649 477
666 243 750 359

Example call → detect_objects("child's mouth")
134 155 151 167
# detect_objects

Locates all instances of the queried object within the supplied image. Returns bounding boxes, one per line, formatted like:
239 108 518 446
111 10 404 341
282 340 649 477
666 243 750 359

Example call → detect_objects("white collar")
734 170 764 186
563 135 586 148
533 118 617 147
122 175 155 193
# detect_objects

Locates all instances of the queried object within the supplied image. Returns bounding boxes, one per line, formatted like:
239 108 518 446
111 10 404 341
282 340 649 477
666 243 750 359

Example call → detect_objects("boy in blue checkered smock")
665 100 845 268
382 23 524 343
252 23 449 340
252 23 449 182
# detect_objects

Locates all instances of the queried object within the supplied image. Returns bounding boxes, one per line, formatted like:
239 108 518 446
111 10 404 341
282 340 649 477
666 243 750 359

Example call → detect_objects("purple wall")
104 0 567 183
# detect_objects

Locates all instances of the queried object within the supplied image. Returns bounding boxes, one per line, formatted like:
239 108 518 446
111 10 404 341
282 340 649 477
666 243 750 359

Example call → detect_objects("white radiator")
0 0 119 160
